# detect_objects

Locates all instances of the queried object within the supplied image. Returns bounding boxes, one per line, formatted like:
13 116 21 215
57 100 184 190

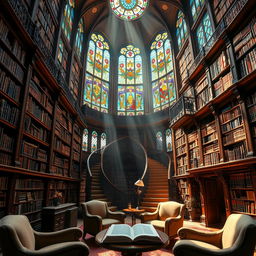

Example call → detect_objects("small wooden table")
123 208 145 226
96 228 169 256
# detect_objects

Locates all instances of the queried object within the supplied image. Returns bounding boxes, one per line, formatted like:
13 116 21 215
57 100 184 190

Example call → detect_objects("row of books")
222 127 246 145
231 200 255 214
189 151 200 168
0 152 12 165
54 138 71 156
201 121 216 137
176 145 186 156
179 45 192 83
210 50 229 80
55 121 72 144
53 154 69 168
56 106 72 133
188 140 198 149
0 47 24 82
204 152 220 166
177 156 187 167
0 191 6 207
229 172 253 188
73 151 80 162
0 68 21 102
175 128 185 138
230 189 255 200
196 87 213 110
221 116 243 133
202 133 217 144
13 200 43 214
246 91 256 106
203 141 219 154
0 18 26 65
73 142 81 153
29 80 53 114
213 72 232 97
239 48 256 77
21 141 48 162
176 165 187 175
175 136 186 147
219 105 241 123
49 181 68 190
0 99 20 126
51 164 68 176
71 163 80 178
24 116 49 142
15 178 44 189
0 128 14 151
195 75 208 94
0 177 8 189
213 0 235 23
26 97 52 128
21 157 47 172
14 191 44 203
224 142 246 161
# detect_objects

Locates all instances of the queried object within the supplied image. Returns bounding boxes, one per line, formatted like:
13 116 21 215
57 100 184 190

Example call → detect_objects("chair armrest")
20 242 89 256
34 227 82 249
178 227 223 248
140 210 159 223
165 215 183 237
107 211 126 223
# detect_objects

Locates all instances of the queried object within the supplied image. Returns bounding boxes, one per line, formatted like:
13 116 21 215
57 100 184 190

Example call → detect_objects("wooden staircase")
141 158 169 212
90 162 117 211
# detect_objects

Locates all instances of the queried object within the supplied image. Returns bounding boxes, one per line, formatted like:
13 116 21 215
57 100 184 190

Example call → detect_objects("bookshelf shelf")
23 132 50 147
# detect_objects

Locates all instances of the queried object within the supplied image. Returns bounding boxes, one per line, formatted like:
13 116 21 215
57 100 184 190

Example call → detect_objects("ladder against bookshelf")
233 17 256 78
228 171 256 215
219 101 247 161
174 128 188 176
201 115 220 166
12 178 45 231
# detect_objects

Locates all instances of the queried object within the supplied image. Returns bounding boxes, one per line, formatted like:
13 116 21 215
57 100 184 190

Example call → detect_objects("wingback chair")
141 201 185 238
173 213 256 256
0 215 89 256
81 200 125 238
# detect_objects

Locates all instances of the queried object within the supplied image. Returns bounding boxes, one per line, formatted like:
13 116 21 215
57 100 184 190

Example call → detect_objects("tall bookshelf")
72 123 82 179
70 58 80 100
187 126 200 169
213 0 235 24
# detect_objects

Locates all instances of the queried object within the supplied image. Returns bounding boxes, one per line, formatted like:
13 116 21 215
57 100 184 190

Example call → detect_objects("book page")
133 224 162 243
102 224 133 243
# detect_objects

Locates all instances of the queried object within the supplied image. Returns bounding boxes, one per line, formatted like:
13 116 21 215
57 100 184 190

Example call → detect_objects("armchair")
141 201 185 238
81 200 125 238
0 215 89 256
173 213 256 256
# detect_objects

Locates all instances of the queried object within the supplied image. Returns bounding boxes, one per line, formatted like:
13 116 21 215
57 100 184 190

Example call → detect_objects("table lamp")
134 179 144 209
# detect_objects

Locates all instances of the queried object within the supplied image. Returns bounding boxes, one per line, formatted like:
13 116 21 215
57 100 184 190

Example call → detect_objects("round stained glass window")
110 0 149 21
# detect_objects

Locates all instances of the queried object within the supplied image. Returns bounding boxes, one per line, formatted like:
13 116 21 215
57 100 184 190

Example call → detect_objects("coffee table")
123 208 145 226
95 228 169 256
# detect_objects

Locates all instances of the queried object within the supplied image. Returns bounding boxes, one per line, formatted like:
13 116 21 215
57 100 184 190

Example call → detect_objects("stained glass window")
151 32 177 112
75 19 84 58
196 13 213 50
101 133 107 149
84 33 110 113
82 129 88 151
110 0 149 21
117 45 144 116
190 0 205 22
61 0 75 41
91 131 98 152
166 129 172 152
176 11 188 50
156 131 163 151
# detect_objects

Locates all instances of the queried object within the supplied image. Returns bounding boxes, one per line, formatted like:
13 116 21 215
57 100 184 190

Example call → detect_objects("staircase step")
143 197 169 202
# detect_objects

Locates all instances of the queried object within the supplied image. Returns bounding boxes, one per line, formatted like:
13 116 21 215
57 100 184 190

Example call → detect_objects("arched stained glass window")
75 19 84 58
82 129 88 151
156 131 163 151
91 131 98 152
196 13 213 50
151 32 176 112
118 45 144 116
166 129 172 152
190 0 205 22
176 11 188 50
101 133 107 149
110 0 149 21
84 33 110 113
61 0 75 41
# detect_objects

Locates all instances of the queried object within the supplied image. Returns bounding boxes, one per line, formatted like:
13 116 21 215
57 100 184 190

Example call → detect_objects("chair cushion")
86 201 107 218
102 218 121 227
38 241 86 252
0 215 35 250
176 239 221 250
159 202 180 221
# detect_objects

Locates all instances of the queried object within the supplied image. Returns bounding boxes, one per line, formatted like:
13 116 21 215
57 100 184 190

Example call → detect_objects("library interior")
0 0 256 255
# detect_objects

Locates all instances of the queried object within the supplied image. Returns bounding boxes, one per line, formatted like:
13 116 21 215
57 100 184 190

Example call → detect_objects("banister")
86 147 102 178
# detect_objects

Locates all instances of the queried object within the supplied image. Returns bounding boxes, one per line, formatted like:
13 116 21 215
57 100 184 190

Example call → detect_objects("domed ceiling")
78 0 184 52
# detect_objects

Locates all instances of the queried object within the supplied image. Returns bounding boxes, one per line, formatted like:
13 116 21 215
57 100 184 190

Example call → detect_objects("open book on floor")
102 223 163 244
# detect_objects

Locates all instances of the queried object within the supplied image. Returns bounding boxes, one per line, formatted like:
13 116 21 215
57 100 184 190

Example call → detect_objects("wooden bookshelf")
228 171 256 215
246 91 256 150
233 17 256 78
187 126 200 169
70 58 80 100
213 0 235 24
0 176 8 219
219 101 247 161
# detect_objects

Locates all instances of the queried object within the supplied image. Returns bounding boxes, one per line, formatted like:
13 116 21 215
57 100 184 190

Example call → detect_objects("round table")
95 228 169 256
123 208 145 226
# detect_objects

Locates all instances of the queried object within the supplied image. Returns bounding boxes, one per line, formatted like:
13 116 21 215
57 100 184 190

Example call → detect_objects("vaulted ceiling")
76 0 185 53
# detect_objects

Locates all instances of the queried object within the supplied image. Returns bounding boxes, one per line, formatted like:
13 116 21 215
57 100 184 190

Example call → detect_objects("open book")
102 223 163 244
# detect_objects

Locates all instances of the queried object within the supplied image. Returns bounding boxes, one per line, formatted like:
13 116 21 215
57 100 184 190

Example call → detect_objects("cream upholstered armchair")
141 201 185 238
0 215 89 256
173 213 256 256
81 200 125 238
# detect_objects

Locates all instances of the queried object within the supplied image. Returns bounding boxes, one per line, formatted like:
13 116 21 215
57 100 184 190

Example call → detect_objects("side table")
123 208 145 226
